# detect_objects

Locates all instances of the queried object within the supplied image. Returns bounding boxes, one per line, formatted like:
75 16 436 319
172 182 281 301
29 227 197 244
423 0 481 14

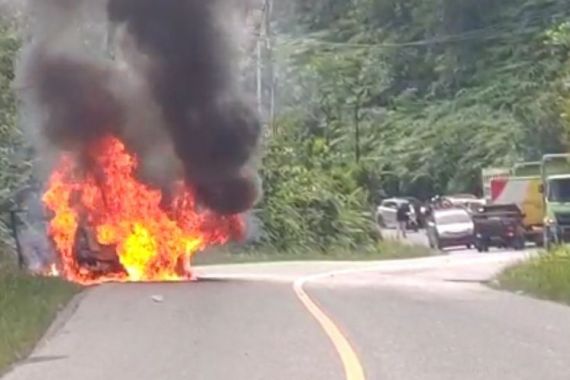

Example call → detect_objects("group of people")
393 197 452 239
376 194 464 241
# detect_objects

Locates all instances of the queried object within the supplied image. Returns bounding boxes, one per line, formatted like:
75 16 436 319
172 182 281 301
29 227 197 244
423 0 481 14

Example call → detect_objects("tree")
270 0 570 198
0 18 29 196
0 18 30 253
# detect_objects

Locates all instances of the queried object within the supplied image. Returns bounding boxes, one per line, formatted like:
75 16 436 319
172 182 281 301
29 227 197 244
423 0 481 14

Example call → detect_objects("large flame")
43 136 243 285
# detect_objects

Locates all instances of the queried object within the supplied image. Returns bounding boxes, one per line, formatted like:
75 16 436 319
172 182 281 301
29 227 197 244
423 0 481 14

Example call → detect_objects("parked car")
472 204 525 252
376 198 419 231
447 193 478 200
427 208 474 250
442 194 486 210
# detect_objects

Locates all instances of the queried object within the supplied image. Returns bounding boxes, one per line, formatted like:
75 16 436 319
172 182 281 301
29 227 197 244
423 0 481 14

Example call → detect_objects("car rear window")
435 212 471 225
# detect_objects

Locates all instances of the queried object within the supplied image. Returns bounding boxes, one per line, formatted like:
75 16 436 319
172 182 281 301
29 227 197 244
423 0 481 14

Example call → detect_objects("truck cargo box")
490 176 544 231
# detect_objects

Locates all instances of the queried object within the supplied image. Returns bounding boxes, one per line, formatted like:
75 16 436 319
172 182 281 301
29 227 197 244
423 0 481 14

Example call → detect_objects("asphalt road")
309 265 570 380
3 280 343 380
383 228 531 255
4 235 570 380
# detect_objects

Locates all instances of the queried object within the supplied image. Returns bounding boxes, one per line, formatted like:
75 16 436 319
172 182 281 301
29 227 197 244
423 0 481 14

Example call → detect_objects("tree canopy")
255 0 570 250
1 2 570 252
0 19 26 199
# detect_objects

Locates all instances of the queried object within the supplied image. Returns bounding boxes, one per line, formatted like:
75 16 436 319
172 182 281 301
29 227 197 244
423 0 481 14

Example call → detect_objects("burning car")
42 138 246 285
5 138 245 285
13 1 262 284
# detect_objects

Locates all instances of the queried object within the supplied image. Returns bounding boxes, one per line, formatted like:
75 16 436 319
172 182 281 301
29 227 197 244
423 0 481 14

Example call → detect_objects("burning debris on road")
14 0 262 285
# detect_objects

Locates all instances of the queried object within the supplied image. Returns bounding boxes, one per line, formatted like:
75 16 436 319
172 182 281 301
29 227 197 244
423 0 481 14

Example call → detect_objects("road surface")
3 238 570 380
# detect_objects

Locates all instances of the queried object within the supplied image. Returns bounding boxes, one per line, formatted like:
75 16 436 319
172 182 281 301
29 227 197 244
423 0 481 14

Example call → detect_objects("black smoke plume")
25 49 122 151
19 0 262 215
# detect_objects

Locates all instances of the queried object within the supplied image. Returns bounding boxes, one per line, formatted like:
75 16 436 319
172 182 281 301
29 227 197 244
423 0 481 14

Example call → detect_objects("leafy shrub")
498 247 570 305
257 115 378 252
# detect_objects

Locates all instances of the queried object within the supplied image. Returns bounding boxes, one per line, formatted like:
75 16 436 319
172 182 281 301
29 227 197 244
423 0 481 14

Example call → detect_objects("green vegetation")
194 239 435 266
254 0 570 252
0 16 30 254
0 18 79 373
0 18 27 196
257 118 381 252
0 256 79 373
497 248 570 305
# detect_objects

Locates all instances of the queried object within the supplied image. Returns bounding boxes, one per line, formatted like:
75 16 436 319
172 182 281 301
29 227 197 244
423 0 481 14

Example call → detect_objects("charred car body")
4 186 115 276
1 186 54 272
2 185 122 275
8 201 191 279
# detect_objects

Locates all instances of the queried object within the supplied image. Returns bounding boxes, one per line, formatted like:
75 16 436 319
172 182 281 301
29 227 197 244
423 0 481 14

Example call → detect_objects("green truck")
540 154 570 249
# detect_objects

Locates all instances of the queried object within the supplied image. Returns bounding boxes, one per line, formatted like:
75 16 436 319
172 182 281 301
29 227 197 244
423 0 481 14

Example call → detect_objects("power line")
272 11 566 50
276 28 541 49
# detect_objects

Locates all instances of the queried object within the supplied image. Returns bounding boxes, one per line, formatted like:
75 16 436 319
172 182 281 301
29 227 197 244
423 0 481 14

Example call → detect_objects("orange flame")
42 263 60 277
43 136 243 285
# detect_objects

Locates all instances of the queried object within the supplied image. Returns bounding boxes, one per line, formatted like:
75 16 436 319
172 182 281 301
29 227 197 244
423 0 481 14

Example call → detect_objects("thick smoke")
17 0 262 215
24 49 123 151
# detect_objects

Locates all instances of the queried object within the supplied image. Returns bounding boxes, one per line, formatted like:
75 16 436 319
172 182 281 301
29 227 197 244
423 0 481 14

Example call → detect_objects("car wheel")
513 237 525 251
476 240 487 253
544 229 552 251
475 240 482 253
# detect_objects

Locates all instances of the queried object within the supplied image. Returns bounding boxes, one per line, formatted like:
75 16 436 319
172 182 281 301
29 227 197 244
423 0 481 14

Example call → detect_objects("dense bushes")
0 20 24 198
249 0 570 252
0 20 28 254
257 116 379 251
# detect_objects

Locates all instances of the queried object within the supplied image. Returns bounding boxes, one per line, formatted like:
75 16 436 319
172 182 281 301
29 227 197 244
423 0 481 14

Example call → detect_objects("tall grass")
498 248 570 305
194 240 436 266
0 254 79 373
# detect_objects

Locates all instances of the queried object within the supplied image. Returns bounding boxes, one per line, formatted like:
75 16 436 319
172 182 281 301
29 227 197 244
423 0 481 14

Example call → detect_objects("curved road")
3 246 570 380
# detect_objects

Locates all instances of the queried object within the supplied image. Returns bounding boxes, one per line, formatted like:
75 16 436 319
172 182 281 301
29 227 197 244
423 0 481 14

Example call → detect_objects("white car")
376 198 418 230
442 195 486 209
426 208 475 250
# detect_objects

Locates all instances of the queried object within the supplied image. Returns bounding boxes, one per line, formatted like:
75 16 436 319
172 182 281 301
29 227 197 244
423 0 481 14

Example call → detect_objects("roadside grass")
0 254 80 374
496 248 570 305
194 239 436 266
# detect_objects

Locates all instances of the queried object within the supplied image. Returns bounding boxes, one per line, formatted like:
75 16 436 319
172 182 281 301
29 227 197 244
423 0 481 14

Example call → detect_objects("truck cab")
543 173 570 248
538 154 570 248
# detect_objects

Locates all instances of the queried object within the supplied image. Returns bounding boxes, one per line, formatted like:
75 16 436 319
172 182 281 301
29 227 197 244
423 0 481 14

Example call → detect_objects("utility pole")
255 1 265 120
255 0 274 126
104 22 116 60
256 27 263 118
264 0 275 130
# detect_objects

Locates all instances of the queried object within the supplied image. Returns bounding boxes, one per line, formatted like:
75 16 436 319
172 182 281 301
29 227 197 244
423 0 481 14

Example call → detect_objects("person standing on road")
396 203 410 239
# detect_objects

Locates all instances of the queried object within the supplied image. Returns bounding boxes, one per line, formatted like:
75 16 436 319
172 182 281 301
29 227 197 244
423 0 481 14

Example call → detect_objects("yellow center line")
294 277 366 380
